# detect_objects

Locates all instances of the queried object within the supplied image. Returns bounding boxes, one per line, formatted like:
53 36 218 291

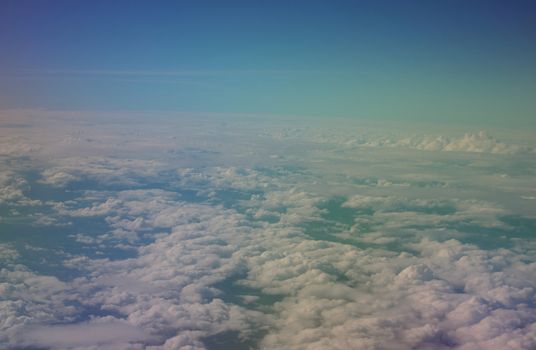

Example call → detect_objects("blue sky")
1 0 535 126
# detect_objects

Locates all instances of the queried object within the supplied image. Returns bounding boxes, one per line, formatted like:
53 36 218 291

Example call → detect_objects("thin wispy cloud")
1 68 318 77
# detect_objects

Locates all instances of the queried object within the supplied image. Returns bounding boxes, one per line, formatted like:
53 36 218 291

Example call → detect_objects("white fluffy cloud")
3 162 535 349
266 127 534 155
0 170 41 207
1 111 535 349
356 131 534 155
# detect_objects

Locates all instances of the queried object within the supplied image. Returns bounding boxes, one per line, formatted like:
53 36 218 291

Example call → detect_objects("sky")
1 0 535 127
1 3 536 349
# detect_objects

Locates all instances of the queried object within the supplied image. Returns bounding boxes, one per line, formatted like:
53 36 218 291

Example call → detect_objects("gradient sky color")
1 0 535 127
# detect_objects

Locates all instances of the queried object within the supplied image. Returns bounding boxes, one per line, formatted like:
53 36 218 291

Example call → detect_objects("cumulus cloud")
39 157 168 188
39 169 81 187
367 131 534 155
249 237 535 350
266 127 534 155
0 244 19 263
0 265 76 346
0 170 41 206
1 112 535 349
4 162 535 349
342 194 509 227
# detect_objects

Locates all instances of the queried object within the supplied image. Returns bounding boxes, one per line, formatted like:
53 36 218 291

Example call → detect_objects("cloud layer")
1 111 535 349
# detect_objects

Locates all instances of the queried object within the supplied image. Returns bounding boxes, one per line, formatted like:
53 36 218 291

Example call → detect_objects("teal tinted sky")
1 0 535 127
